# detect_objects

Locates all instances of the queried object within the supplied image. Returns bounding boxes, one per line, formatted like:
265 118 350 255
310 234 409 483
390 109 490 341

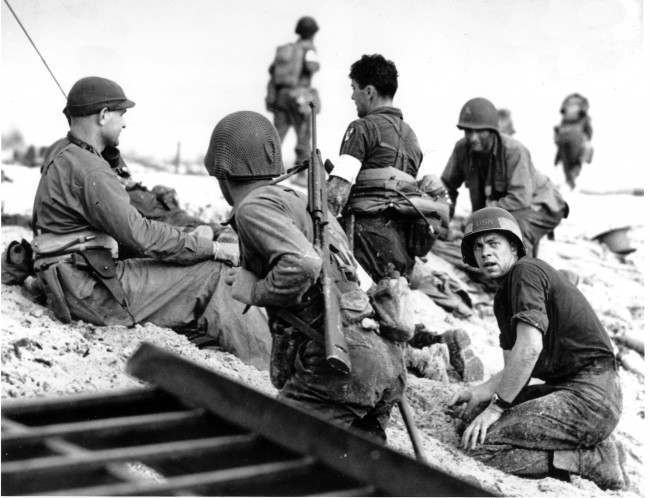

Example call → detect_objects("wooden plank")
47 457 315 496
2 409 204 443
127 342 496 497
2 433 259 475
309 486 377 497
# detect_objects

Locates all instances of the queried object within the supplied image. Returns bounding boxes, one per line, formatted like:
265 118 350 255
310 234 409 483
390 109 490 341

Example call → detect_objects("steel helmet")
204 111 283 180
64 76 135 118
295 16 319 38
461 207 526 267
456 97 499 133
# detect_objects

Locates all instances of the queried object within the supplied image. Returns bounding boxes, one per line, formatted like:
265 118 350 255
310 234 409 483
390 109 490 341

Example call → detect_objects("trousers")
279 324 407 443
37 258 271 369
465 359 621 477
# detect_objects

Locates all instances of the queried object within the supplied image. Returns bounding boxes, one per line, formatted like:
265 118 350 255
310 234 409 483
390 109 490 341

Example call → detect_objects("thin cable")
3 0 67 99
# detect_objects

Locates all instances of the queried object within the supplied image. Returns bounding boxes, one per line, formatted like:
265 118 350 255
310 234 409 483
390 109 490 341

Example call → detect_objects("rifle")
307 102 351 374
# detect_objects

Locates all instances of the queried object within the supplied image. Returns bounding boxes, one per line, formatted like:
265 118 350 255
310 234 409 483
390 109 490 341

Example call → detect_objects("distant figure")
497 108 515 136
554 93 593 189
265 16 321 186
441 97 568 257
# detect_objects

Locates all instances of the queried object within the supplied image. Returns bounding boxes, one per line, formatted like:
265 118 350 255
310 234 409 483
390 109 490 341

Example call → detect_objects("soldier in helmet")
31 76 270 368
447 207 626 490
265 15 321 186
205 111 406 443
441 97 568 256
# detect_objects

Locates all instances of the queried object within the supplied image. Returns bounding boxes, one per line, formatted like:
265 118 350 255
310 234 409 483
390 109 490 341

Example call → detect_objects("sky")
1 0 646 188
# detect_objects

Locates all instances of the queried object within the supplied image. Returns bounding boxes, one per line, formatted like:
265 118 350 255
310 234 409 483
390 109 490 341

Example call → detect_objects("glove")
326 175 352 217
213 240 240 266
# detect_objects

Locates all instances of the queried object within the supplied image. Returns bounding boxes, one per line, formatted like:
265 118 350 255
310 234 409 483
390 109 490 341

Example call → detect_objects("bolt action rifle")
307 102 351 374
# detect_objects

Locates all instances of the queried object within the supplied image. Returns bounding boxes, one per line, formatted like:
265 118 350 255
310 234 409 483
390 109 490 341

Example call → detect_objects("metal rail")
1 342 496 496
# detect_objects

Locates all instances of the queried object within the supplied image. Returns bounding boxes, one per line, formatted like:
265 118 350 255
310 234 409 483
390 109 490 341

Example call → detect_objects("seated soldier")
30 76 270 368
447 207 626 490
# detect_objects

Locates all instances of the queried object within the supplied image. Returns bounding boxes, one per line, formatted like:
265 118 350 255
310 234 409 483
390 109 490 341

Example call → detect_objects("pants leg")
119 259 271 367
467 365 621 477
279 325 406 442
273 109 291 143
350 214 414 282
510 207 565 256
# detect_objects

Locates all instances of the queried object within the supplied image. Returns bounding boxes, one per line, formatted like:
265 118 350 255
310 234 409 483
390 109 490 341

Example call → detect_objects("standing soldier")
204 111 406 442
553 93 593 189
441 97 568 256
326 54 445 283
265 16 321 186
31 76 270 368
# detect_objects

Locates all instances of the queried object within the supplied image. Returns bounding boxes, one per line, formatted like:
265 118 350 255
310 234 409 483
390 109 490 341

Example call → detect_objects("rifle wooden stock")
308 102 351 374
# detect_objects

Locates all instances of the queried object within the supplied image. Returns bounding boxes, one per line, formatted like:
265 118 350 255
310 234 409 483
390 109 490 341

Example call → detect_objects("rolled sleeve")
508 264 549 334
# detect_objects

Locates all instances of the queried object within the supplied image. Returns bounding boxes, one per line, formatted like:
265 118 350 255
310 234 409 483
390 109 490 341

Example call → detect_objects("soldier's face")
473 232 518 278
100 109 127 147
350 80 370 117
464 129 495 153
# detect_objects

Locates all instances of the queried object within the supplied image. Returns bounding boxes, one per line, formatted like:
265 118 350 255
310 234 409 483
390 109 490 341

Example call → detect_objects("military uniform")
232 183 406 442
442 134 567 255
268 38 320 168
32 134 270 368
466 257 622 486
339 106 424 281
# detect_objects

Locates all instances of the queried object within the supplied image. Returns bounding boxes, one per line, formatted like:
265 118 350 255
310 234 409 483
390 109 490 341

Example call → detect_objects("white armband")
331 154 362 184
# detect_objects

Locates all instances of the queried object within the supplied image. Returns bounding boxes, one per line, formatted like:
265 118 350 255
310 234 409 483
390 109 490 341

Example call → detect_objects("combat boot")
553 437 628 490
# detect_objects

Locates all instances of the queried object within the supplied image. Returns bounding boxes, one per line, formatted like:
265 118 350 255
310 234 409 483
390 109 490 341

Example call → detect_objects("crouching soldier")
447 207 626 490
442 97 568 256
204 111 406 442
31 76 270 368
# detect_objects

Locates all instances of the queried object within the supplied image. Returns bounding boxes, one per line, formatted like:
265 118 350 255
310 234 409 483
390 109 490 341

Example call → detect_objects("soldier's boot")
553 437 629 490
439 329 484 382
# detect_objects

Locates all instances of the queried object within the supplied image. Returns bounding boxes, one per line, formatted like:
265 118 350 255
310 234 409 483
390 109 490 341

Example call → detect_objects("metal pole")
3 0 67 99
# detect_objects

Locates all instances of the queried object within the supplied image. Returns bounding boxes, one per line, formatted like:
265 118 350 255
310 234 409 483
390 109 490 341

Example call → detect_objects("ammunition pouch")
32 231 130 322
348 167 450 257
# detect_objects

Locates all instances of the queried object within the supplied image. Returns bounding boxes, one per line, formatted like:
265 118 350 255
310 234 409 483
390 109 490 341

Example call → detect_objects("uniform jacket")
33 135 213 265
340 107 423 178
441 133 565 215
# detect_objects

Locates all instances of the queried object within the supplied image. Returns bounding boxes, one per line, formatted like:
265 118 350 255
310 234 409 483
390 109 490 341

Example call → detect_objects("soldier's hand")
191 224 214 241
326 175 352 218
447 388 480 419
213 240 240 266
460 404 503 450
223 267 239 286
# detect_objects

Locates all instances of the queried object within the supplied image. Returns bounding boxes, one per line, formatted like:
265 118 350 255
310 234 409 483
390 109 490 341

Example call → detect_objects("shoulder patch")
343 126 355 143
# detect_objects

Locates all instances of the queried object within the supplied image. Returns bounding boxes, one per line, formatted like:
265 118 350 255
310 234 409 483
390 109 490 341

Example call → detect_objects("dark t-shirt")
339 107 423 178
494 257 614 382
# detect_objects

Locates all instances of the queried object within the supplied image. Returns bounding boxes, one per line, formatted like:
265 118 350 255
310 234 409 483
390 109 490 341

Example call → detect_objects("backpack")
271 42 304 87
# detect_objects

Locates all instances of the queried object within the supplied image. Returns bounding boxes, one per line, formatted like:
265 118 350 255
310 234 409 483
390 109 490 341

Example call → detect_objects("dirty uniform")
233 183 406 442
442 134 568 255
268 39 320 167
467 257 621 477
32 134 270 369
339 106 424 281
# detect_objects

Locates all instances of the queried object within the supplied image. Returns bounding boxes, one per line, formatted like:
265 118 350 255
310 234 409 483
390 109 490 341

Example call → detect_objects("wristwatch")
490 392 512 410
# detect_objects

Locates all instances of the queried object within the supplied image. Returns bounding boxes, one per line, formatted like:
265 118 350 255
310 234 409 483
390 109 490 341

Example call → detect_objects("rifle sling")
275 309 323 344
